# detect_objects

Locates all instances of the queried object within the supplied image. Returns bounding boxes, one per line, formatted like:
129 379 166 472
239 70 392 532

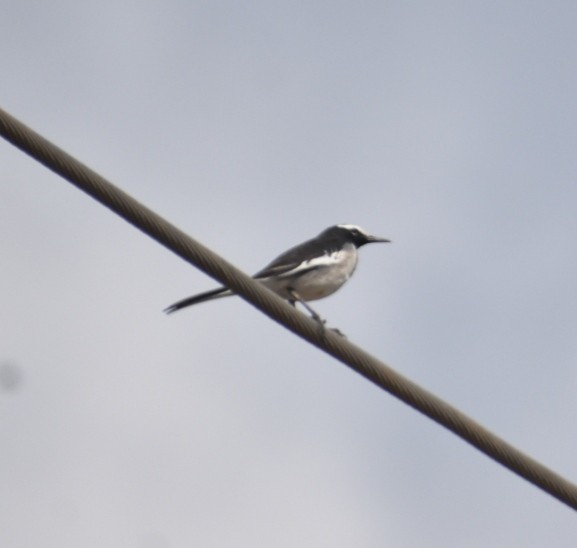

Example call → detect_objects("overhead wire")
1 104 577 511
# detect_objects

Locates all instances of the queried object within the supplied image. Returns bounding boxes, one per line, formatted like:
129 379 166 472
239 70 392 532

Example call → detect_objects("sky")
2 1 577 546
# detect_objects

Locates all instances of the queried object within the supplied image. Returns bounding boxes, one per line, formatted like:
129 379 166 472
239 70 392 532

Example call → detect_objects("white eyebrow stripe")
336 224 372 238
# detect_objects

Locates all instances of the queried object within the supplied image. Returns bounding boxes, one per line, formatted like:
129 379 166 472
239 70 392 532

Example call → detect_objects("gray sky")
2 2 577 546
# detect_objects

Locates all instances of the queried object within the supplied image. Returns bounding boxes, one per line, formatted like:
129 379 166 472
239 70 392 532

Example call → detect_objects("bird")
164 224 390 324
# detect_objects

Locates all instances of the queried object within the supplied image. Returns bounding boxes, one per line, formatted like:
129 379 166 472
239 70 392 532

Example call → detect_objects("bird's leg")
287 289 326 328
287 290 346 338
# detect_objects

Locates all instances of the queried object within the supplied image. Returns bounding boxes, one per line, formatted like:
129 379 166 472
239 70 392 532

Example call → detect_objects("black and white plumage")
164 224 390 320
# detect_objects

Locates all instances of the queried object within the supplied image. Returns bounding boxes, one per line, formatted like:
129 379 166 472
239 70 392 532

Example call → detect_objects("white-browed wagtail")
164 224 390 324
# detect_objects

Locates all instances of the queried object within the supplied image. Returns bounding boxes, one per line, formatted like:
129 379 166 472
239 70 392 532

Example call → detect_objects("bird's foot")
309 313 346 338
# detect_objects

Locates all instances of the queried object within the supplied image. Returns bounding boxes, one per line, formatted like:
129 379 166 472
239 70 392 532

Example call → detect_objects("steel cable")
1 105 576 510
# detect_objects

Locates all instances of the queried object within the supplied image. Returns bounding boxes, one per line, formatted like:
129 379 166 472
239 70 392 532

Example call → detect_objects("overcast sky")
2 2 577 546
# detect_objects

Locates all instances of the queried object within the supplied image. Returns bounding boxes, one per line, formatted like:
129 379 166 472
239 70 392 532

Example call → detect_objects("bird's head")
325 224 391 248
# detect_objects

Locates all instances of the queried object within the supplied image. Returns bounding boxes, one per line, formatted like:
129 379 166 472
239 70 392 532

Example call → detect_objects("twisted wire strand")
1 105 576 510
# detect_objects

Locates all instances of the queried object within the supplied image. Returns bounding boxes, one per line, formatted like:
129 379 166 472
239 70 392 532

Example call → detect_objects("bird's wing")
254 238 338 280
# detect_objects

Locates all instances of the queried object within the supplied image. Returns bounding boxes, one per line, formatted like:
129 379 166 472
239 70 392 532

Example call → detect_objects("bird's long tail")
164 287 233 314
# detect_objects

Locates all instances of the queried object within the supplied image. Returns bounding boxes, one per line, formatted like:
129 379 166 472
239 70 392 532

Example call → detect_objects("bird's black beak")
367 235 391 244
